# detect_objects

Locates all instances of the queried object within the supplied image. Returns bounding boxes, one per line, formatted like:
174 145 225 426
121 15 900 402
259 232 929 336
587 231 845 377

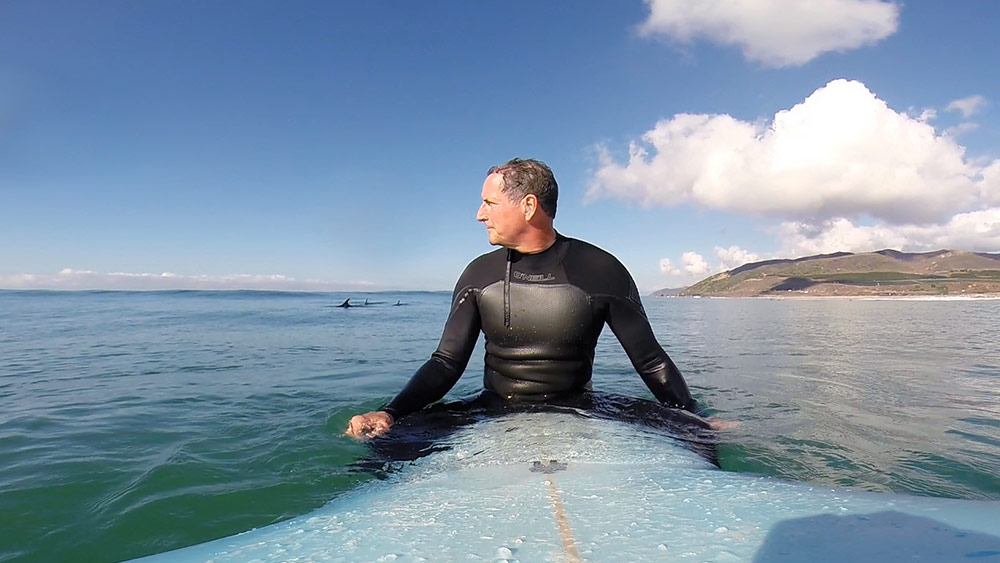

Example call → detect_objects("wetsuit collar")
509 231 563 260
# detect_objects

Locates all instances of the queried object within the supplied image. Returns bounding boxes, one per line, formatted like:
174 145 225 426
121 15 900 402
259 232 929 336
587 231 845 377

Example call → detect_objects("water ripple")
1 291 998 562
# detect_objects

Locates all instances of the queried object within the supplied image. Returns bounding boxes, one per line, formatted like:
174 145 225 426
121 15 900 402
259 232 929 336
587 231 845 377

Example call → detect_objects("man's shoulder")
455 247 506 287
467 246 507 268
562 236 628 271
561 235 637 298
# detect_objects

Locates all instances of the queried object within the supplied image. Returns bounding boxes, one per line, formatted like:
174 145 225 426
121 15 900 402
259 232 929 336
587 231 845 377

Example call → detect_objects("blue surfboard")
133 412 1000 562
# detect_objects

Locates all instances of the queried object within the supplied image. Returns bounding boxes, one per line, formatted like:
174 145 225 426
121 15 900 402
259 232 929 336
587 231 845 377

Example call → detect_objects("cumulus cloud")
659 258 678 275
944 122 980 137
915 108 936 123
589 79 984 225
715 245 760 270
946 95 987 118
776 209 1000 257
593 79 1000 273
639 0 899 67
0 270 377 291
659 252 712 277
981 161 1000 206
659 208 1000 280
660 246 759 279
774 218 910 256
682 252 710 275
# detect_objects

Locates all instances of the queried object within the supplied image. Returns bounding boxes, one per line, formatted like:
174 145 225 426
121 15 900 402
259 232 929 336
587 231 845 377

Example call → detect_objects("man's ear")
522 194 538 221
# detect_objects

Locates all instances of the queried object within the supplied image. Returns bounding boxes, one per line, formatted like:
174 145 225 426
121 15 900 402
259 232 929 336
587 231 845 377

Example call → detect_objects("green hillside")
679 250 1000 297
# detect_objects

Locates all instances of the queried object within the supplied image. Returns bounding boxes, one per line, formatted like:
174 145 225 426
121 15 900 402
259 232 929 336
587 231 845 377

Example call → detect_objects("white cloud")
776 209 1000 256
59 268 94 276
594 79 1000 268
715 245 760 270
774 218 910 256
944 122 980 137
659 209 1000 279
659 252 712 277
659 258 680 276
0 270 378 291
660 246 761 281
639 0 899 67
589 79 985 226
681 252 710 275
981 161 1000 206
946 95 987 118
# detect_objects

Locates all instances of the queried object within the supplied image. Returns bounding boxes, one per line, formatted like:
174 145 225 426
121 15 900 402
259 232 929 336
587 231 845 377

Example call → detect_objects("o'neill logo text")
512 271 555 282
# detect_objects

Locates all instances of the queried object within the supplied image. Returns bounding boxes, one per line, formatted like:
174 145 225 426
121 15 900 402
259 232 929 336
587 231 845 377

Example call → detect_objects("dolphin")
338 299 352 308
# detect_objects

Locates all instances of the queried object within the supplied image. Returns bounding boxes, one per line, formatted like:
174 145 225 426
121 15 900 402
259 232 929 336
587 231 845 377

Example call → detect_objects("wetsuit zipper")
504 248 512 328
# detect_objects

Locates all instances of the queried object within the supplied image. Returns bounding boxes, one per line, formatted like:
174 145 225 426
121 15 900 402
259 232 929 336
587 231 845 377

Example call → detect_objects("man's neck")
510 228 558 254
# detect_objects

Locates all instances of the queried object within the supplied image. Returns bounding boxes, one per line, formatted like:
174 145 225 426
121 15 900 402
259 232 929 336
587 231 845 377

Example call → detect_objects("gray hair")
487 158 558 219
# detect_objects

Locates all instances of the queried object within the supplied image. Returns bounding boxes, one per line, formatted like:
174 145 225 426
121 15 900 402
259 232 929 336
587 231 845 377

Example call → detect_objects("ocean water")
1 290 998 562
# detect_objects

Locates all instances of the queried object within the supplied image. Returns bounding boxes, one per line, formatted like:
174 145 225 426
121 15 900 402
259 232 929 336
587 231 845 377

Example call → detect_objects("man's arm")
345 279 482 438
604 275 702 414
606 283 740 430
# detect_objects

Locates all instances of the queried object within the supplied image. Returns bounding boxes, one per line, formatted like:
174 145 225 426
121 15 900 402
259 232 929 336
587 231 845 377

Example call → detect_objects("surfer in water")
347 158 729 440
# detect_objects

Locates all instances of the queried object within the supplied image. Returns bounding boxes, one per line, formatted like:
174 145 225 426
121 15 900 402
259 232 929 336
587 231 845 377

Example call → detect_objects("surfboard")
133 411 1000 562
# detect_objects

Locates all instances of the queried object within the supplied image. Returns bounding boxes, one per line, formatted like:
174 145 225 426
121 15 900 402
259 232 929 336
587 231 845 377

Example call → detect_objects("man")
347 158 705 439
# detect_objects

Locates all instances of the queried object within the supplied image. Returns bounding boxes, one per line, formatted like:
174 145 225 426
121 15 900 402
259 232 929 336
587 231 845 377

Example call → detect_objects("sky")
2 0 999 292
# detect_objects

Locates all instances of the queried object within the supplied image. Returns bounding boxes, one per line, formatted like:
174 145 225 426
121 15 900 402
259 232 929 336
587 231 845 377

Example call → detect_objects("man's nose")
476 204 487 222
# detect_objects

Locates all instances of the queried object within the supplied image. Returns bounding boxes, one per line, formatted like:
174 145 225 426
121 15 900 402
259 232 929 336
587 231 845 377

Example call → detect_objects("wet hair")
487 158 558 219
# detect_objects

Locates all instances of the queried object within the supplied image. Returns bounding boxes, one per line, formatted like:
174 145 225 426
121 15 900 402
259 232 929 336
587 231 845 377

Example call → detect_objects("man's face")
477 172 526 247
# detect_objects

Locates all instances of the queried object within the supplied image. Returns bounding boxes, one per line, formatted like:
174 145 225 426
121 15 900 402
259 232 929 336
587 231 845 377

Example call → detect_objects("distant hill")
682 249 1000 297
649 287 687 298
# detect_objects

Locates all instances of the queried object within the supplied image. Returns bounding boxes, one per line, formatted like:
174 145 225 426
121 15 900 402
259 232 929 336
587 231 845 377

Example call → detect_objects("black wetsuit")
382 234 698 420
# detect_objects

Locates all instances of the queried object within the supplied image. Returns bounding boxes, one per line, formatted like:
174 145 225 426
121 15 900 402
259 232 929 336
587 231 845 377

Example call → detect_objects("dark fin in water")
338 299 351 308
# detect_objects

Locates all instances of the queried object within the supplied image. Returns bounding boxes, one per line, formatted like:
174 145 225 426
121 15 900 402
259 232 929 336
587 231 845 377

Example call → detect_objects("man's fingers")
708 418 740 431
345 412 393 439
345 415 368 437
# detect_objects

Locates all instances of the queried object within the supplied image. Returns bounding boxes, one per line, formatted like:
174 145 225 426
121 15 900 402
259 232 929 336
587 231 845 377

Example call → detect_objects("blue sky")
2 1 998 291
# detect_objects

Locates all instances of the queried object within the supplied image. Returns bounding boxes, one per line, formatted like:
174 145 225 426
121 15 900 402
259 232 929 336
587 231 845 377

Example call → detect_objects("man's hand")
707 417 740 431
345 411 394 439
